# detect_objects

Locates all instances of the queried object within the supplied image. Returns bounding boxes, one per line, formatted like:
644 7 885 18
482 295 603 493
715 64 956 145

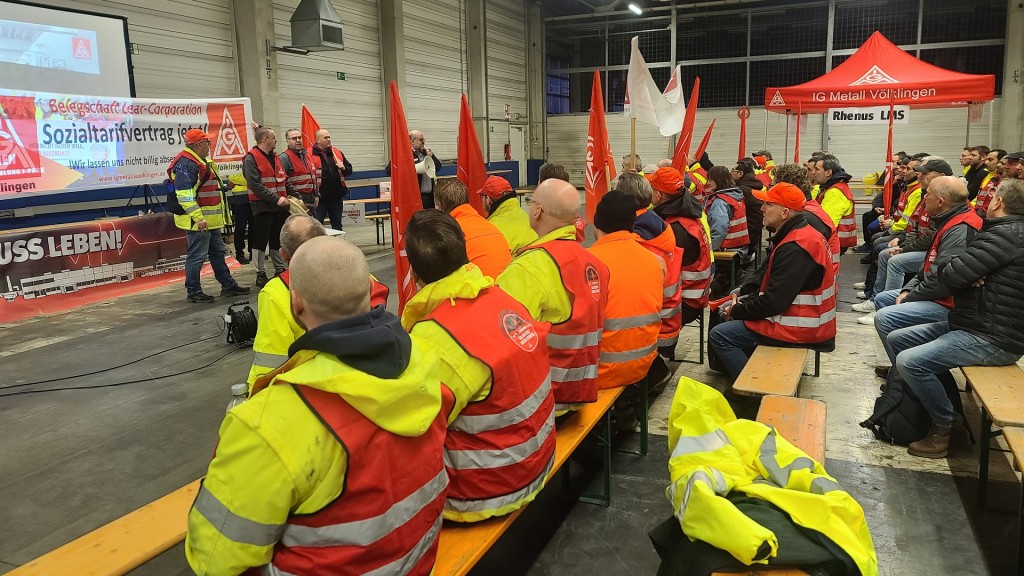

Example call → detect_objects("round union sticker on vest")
502 311 539 352
585 264 601 301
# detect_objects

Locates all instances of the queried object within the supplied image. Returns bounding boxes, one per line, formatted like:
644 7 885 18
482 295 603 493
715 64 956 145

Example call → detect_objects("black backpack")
164 178 186 215
860 369 971 445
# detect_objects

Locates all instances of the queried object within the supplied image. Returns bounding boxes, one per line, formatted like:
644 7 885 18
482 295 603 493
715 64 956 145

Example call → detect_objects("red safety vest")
310 146 346 190
745 225 836 345
908 193 931 232
634 218 685 350
824 182 858 248
895 180 919 215
705 191 749 250
166 151 221 206
267 385 447 576
975 175 1000 217
803 200 840 279
246 148 287 202
924 210 983 308
522 240 609 408
283 149 317 201
666 215 713 314
426 287 555 520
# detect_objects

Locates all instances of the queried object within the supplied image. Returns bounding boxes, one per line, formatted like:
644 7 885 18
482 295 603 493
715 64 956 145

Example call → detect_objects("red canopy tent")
764 31 996 213
765 31 995 113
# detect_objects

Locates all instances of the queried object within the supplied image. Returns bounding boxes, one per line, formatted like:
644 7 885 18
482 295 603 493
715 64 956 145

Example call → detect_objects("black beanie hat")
594 190 638 233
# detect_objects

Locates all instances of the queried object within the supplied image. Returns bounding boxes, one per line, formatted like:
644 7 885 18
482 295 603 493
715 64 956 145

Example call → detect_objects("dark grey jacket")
903 203 978 303
940 215 1024 355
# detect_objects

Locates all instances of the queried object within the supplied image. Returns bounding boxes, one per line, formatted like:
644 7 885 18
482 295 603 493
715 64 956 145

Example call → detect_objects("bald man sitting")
187 236 447 575
498 178 610 413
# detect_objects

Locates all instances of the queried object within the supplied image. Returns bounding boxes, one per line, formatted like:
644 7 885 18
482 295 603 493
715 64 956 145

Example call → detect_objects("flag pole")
784 111 790 161
630 117 637 168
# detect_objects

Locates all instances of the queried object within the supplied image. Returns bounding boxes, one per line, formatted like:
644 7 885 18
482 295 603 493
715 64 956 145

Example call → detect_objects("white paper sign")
828 106 910 125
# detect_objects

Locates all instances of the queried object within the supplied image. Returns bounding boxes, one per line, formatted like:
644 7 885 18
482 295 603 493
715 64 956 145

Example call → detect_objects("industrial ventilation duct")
289 0 344 51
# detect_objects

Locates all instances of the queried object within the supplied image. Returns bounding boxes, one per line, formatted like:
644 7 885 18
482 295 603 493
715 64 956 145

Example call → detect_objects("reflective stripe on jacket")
282 149 317 204
588 231 664 388
168 149 227 230
745 225 836 345
520 239 609 408
803 200 840 279
706 191 750 250
426 285 555 522
819 182 857 248
688 163 708 203
634 214 686 349
247 149 288 202
974 175 1000 217
924 210 983 308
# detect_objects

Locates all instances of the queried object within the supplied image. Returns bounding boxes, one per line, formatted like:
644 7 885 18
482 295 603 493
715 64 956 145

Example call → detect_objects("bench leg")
579 411 613 507
978 409 994 508
682 313 706 366
614 378 649 457
814 351 820 377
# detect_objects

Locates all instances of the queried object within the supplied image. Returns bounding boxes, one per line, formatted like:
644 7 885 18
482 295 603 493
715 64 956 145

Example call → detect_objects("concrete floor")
1 218 1021 575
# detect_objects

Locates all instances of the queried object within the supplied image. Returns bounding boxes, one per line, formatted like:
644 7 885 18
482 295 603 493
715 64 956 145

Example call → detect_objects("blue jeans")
873 250 925 297
708 320 759 380
891 322 1021 426
873 289 949 364
185 230 237 295
314 198 343 231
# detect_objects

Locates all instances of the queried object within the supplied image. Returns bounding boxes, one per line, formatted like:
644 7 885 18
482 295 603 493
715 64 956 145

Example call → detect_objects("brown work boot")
907 424 953 458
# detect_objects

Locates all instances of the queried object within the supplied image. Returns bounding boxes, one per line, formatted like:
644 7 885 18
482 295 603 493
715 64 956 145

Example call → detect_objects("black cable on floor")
0 346 242 398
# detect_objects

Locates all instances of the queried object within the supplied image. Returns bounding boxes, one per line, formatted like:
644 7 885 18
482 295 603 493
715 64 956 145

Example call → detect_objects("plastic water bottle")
226 383 248 413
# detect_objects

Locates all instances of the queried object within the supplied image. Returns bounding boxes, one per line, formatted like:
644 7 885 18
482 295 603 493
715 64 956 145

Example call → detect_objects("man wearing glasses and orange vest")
279 129 318 213
167 128 250 303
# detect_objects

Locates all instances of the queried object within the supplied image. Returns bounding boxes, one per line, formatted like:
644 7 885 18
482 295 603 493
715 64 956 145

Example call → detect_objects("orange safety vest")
634 212 685 350
426 286 555 520
824 182 858 248
745 225 836 345
166 151 221 207
522 240 609 407
802 200 840 279
588 231 664 389
246 148 288 202
265 385 447 576
450 204 513 278
705 191 750 250
924 210 983 308
282 148 317 203
667 215 713 314
309 145 346 190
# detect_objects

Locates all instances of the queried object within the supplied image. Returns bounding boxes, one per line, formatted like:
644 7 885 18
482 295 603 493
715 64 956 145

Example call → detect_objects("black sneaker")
236 254 251 265
221 284 251 297
187 292 215 303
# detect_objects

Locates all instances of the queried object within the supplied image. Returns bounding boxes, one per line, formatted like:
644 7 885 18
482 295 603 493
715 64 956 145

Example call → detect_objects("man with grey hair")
387 129 442 209
187 237 446 575
872 175 983 367
872 179 1024 458
247 214 326 387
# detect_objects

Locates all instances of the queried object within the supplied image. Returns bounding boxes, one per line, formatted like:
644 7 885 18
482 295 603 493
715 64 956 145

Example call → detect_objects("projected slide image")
0 19 99 75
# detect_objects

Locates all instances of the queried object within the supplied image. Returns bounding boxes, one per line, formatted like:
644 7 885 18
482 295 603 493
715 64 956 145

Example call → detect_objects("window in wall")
919 46 1005 96
920 0 1007 43
833 0 918 50
546 55 570 115
750 6 829 56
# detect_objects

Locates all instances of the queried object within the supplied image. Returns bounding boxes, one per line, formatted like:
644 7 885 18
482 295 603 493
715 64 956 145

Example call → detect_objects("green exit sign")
336 72 347 81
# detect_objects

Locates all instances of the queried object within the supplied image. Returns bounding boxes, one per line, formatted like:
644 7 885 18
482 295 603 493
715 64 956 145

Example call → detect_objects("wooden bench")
435 386 625 576
712 250 739 290
709 398 827 576
733 346 811 398
10 388 626 576
8 480 201 575
365 213 390 245
961 364 1024 507
999 427 1024 576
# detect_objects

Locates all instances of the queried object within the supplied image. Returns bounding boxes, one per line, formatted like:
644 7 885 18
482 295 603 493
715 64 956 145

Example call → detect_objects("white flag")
624 37 685 136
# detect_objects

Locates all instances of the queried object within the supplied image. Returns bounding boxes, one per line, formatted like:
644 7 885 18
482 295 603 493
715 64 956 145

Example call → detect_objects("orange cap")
753 155 768 167
477 175 513 199
185 128 216 145
646 167 687 195
753 182 806 211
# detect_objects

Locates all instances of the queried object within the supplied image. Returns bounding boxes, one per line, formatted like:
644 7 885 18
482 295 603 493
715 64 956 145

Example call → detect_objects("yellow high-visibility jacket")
488 198 538 255
666 377 878 575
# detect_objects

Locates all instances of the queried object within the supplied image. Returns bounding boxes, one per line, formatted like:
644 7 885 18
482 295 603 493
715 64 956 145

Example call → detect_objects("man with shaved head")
187 236 447 575
498 178 610 414
309 128 353 232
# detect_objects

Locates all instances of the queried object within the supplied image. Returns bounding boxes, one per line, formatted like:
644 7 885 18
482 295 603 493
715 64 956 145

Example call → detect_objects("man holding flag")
310 129 353 231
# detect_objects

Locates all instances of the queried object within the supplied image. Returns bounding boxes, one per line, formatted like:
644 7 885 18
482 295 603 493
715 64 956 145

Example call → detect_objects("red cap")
752 182 806 211
477 175 513 199
185 128 216 145
646 167 687 195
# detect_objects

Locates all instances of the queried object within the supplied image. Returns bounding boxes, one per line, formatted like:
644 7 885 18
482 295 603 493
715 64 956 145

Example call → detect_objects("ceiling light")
628 2 643 15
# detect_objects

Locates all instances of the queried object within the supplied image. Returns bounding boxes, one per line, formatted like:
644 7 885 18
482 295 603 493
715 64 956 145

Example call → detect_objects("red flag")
793 102 802 163
671 78 700 171
693 119 716 165
300 104 319 149
457 94 487 216
585 71 616 225
738 106 747 162
387 82 423 313
883 100 895 216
